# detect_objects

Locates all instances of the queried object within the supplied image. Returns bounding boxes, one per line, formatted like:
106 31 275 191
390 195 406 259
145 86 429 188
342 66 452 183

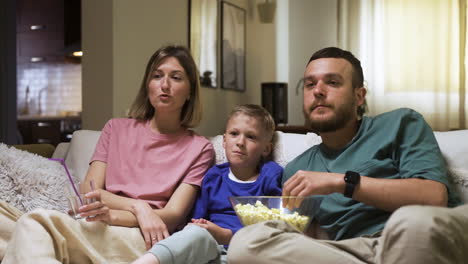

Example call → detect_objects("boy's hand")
190 218 233 245
191 218 209 225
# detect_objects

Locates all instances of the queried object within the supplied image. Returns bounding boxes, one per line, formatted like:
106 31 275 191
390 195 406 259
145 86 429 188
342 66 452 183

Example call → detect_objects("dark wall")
0 0 18 144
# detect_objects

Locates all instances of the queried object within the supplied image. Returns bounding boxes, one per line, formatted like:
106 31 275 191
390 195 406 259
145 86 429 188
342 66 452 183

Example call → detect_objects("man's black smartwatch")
344 171 360 198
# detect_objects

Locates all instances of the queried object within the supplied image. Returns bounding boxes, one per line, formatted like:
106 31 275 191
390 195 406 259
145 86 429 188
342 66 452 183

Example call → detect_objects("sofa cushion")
273 131 322 167
52 142 70 160
0 143 76 213
209 134 227 164
434 130 468 203
65 130 101 181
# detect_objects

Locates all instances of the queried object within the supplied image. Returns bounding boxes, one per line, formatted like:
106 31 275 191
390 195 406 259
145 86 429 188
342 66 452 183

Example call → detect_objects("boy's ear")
262 142 272 158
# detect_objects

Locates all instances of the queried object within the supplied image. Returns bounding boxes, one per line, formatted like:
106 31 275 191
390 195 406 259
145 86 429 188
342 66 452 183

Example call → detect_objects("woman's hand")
190 218 232 245
78 190 112 223
132 200 170 250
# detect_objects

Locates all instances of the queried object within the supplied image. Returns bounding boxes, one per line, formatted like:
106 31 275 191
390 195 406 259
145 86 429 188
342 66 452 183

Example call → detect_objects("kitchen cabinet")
16 0 65 63
17 116 81 146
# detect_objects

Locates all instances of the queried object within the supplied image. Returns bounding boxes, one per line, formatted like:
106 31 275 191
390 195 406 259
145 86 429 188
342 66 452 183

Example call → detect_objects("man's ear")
355 86 367 106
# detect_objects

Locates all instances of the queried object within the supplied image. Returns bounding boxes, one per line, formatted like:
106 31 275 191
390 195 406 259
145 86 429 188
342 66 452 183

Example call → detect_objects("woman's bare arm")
83 161 198 228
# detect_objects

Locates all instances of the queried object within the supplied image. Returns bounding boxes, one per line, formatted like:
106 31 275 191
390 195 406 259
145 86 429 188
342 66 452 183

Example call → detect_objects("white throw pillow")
434 130 468 173
209 135 227 164
434 130 468 203
0 143 79 213
273 131 322 167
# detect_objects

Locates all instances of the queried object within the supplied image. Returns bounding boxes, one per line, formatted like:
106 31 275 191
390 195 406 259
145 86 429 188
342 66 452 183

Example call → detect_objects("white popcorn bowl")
229 196 322 233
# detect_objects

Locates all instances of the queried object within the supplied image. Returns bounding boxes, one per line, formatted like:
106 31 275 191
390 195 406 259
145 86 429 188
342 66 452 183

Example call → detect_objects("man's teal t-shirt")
282 108 460 240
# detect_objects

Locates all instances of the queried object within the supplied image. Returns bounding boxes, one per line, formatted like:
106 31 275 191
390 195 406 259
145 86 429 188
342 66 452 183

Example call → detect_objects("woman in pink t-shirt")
2 45 215 264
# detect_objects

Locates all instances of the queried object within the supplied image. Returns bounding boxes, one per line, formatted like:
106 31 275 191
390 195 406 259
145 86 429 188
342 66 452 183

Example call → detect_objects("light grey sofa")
49 130 468 239
52 129 468 239
54 129 468 201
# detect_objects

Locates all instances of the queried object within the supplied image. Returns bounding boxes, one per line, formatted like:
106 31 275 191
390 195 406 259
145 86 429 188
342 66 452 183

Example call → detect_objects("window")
339 0 467 130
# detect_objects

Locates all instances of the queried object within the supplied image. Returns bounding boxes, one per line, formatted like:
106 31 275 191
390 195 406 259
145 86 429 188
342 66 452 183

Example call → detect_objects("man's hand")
190 218 232 245
282 170 344 208
132 200 170 250
283 170 448 212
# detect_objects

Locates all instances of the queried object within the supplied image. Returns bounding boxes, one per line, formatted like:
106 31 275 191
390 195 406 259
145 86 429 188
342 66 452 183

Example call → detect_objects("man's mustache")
307 103 332 113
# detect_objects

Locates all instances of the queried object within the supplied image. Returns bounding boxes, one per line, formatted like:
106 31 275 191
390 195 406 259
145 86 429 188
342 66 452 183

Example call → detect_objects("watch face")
345 171 360 184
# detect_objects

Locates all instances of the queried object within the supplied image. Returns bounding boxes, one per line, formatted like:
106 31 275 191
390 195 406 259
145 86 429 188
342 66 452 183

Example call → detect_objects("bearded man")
227 47 468 264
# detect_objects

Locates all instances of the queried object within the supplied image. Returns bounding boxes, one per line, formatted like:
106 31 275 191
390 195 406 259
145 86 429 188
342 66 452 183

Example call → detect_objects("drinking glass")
66 181 96 219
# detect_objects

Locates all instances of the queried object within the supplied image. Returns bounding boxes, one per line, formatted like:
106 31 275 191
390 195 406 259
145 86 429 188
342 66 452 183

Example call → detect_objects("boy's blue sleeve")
266 162 283 196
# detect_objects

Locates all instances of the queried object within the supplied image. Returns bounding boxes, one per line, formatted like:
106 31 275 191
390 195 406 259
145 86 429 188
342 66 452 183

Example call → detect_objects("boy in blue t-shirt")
132 104 282 264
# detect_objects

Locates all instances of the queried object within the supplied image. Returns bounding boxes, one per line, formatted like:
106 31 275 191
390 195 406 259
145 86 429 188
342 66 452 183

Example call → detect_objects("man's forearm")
353 176 448 212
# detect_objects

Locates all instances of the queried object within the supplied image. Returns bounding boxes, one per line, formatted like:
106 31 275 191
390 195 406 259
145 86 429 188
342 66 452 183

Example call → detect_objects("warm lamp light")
72 51 83 57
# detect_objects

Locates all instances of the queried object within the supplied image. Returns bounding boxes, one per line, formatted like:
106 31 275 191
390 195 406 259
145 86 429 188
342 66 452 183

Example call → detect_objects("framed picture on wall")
221 1 246 92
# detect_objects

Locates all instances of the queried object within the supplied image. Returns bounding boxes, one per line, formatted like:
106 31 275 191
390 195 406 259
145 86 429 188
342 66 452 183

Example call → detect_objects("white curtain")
190 0 217 87
338 0 467 131
222 3 245 91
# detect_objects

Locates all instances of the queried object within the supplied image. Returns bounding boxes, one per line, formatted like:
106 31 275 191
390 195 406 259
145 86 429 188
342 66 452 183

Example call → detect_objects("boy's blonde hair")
227 104 276 142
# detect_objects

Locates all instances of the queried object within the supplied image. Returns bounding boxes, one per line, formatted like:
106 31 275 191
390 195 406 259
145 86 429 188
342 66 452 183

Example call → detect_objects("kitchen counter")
17 115 82 145
18 114 81 121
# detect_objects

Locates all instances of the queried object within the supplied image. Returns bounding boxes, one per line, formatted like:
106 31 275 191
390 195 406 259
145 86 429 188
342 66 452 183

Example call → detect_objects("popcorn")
234 200 310 232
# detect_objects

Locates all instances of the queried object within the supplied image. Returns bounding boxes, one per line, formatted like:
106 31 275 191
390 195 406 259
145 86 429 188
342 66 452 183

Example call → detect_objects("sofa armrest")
52 142 70 160
12 144 55 158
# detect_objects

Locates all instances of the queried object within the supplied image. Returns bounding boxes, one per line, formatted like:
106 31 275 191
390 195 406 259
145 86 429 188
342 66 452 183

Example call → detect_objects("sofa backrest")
62 130 101 182
62 130 322 181
62 129 468 203
209 131 322 167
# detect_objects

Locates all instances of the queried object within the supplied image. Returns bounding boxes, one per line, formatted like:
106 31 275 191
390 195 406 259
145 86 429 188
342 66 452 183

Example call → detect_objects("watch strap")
344 171 360 198
344 182 355 198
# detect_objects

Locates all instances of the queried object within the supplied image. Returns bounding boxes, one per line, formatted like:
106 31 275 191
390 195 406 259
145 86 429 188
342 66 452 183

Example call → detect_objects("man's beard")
303 101 356 133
